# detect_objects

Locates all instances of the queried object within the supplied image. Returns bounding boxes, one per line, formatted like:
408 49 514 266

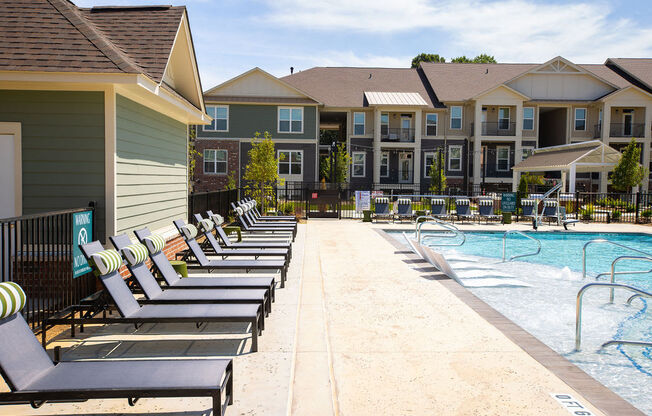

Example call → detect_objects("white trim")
277 149 303 176
523 107 535 130
496 145 510 172
203 105 229 132
104 86 116 239
498 107 511 130
448 145 463 171
352 112 365 136
277 106 304 134
425 113 438 136
450 105 463 130
380 151 389 178
0 122 22 217
574 107 587 131
351 151 366 177
203 148 228 175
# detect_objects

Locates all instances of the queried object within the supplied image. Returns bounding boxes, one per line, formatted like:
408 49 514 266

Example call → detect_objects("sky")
75 0 652 91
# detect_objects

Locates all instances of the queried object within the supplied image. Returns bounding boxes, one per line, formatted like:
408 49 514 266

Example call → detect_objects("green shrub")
277 201 295 215
580 204 595 221
611 210 621 221
642 209 652 219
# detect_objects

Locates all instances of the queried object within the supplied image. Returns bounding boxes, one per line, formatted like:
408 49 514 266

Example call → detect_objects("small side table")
223 226 242 242
169 260 188 278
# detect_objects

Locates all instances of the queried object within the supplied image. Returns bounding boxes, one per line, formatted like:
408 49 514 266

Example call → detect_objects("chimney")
290 67 294 74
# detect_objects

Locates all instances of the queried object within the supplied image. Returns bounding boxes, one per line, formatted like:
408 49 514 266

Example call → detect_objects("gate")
306 188 341 218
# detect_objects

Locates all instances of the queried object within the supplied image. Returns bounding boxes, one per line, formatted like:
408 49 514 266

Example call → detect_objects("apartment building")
196 56 652 192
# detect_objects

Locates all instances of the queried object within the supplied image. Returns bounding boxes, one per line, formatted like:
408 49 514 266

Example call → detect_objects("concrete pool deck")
1 220 647 415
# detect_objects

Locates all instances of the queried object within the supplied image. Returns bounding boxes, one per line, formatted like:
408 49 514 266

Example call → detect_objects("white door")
0 134 16 218
398 152 413 183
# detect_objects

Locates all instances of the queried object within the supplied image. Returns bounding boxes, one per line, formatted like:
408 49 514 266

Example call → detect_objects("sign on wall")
355 191 371 212
501 192 517 213
72 211 93 278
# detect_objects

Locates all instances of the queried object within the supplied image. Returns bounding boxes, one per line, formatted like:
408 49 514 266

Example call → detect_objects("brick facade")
193 139 240 192
118 235 186 278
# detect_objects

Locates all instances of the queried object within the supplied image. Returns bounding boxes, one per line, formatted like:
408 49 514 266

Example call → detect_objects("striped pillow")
143 234 166 254
397 198 411 205
210 214 224 226
0 282 26 319
478 199 493 206
180 223 198 240
121 243 149 266
431 199 446 205
90 249 123 275
375 197 389 204
521 199 536 206
456 198 470 205
199 218 214 232
235 207 243 216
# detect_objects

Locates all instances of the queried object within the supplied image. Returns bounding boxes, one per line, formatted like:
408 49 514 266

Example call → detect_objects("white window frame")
203 105 229 132
277 150 303 175
521 146 534 161
498 107 511 130
423 152 435 177
380 151 389 178
351 151 366 177
448 145 462 171
353 112 365 136
496 146 510 172
574 108 586 131
450 106 462 130
425 113 438 136
277 107 304 134
523 107 534 130
203 149 228 175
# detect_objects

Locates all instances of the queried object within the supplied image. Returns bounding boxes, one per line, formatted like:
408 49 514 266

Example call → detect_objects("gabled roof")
508 56 621 90
605 58 652 92
282 67 441 108
513 141 621 173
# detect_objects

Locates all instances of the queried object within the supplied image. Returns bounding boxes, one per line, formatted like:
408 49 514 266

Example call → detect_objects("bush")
642 209 652 219
611 210 621 221
580 204 595 221
277 201 295 215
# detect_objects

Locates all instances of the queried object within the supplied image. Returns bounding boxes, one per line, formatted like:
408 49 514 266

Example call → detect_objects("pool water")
394 230 652 415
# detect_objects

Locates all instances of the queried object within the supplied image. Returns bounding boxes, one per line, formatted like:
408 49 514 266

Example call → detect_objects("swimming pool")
393 230 652 415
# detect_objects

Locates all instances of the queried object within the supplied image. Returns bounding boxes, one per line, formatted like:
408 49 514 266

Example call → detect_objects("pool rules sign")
72 211 93 278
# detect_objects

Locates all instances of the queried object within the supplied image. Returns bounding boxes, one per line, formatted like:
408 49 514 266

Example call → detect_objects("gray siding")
200 104 317 140
116 95 187 234
350 138 373 185
0 90 106 239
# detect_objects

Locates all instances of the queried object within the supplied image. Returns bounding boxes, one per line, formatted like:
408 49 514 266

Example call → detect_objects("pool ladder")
414 216 466 246
582 238 652 279
502 230 541 262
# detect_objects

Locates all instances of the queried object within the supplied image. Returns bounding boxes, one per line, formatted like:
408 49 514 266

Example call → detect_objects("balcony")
470 122 516 137
609 123 645 138
593 124 602 139
381 128 415 143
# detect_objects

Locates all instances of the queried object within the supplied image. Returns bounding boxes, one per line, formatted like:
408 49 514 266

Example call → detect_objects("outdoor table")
169 260 188 278
223 226 242 242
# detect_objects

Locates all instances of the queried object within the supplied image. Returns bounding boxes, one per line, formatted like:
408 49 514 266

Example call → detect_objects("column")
512 170 519 192
473 103 483 185
599 169 608 193
514 103 524 191
373 108 382 184
643 105 652 191
413 110 422 189
561 170 567 193
569 164 577 193
601 103 611 142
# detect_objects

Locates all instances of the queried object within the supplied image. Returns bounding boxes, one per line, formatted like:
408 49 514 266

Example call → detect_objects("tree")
451 54 497 63
611 138 646 191
320 143 352 183
517 172 544 206
429 151 447 193
187 126 201 192
411 53 445 68
451 56 471 63
243 131 282 213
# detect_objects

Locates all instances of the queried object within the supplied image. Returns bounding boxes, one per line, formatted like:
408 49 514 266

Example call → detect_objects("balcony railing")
609 123 645 138
594 124 602 139
381 128 415 142
470 122 516 136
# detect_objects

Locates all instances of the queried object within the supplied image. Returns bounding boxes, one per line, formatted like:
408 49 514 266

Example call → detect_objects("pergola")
512 141 622 193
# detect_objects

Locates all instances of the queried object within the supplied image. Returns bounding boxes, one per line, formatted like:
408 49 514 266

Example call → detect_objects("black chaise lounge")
244 197 296 221
192 215 290 263
133 227 277 301
0 282 233 415
237 200 296 226
232 204 296 240
109 234 272 316
43 242 263 352
173 220 288 287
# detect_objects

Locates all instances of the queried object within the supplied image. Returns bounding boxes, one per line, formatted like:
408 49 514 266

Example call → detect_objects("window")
448 145 462 171
380 113 389 136
204 105 228 131
523 107 534 130
352 152 365 177
496 146 510 171
424 152 435 177
498 107 510 130
278 150 302 175
522 146 534 160
426 113 438 136
278 107 303 133
450 106 462 129
353 112 365 135
380 151 389 177
574 108 586 131
203 149 227 174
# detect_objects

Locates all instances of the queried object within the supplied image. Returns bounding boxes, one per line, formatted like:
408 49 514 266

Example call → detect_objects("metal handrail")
605 256 652 302
502 230 541 262
582 239 651 278
533 182 563 228
575 282 652 350
415 216 466 246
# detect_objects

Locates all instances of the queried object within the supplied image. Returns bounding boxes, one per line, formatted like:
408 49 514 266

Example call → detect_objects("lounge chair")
193 215 290 263
109 234 272 316
43 242 264 352
0 282 234 414
521 199 537 219
372 197 392 222
233 205 296 241
173 220 288 287
542 200 559 224
430 198 448 218
455 198 474 222
237 201 296 227
394 198 413 222
244 198 296 221
133 227 277 301
477 199 500 223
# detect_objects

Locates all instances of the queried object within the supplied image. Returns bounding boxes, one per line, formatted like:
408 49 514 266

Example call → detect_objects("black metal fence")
188 188 239 223
0 206 97 331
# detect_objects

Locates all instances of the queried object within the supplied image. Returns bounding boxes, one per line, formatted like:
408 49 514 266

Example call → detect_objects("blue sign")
72 211 93 278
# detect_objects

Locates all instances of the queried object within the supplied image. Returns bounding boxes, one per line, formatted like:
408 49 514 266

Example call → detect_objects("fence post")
575 191 580 218
635 192 641 224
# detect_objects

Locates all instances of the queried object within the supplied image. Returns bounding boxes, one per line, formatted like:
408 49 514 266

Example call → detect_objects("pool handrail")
581 239 651 278
605 255 652 302
533 182 563 228
415 216 466 246
575 282 652 350
502 230 541 262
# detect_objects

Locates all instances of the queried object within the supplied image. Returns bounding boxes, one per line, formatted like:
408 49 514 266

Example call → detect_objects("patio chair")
477 199 500 223
430 198 448 218
394 198 413 223
173 220 288 287
237 201 297 227
520 199 537 218
233 204 296 241
454 198 474 223
193 215 290 263
542 200 559 224
372 197 392 222
133 227 277 301
244 198 296 221
42 241 264 352
109 234 271 316
0 282 234 414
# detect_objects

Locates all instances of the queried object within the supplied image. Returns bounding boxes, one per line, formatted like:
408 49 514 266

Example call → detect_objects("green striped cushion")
235 207 243 216
180 223 198 240
199 219 214 232
210 214 224 226
121 243 149 266
143 234 166 254
0 282 26 319
90 249 123 275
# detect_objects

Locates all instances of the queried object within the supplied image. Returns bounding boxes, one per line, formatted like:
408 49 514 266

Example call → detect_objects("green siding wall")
0 90 106 239
199 104 317 140
116 95 187 235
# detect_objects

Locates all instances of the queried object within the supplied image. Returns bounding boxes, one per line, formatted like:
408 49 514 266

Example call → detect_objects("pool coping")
376 227 646 416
